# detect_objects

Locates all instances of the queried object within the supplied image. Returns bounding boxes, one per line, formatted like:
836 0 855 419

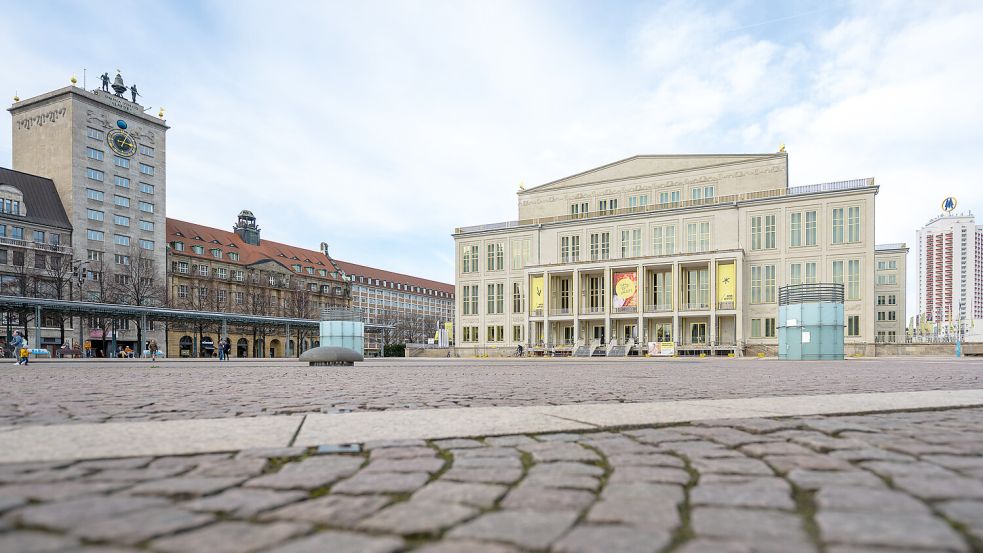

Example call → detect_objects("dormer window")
192 245 204 255
211 248 222 258
173 241 185 251
228 252 240 261
292 264 301 272
0 185 25 216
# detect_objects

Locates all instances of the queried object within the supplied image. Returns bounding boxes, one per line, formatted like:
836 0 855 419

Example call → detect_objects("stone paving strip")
1 407 982 552
5 357 983 426
3 389 983 463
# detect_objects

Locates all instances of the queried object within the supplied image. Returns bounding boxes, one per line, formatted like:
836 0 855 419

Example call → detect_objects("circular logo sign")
942 197 957 212
615 276 636 300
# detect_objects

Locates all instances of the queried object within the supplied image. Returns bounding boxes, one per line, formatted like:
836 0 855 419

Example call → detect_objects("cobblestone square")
1 357 982 552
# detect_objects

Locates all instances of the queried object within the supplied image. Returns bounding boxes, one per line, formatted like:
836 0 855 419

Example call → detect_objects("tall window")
790 213 802 247
847 315 860 336
589 232 611 261
512 282 524 313
832 208 844 244
805 262 817 284
486 243 504 271
765 214 776 249
658 190 680 205
487 283 504 314
764 264 776 303
462 285 478 315
847 206 861 243
511 239 530 269
685 269 709 308
620 229 641 257
765 318 776 337
751 265 762 304
805 211 817 245
847 259 860 300
561 235 580 263
751 216 762 250
570 202 589 216
687 222 709 253
652 225 675 256
652 272 672 309
832 260 844 288
462 245 479 273
789 263 802 285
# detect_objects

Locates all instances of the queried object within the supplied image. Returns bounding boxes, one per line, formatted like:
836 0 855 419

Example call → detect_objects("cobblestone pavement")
2 357 982 426
2 407 982 552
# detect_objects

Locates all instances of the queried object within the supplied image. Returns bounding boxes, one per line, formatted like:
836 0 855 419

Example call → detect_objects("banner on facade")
530 276 545 311
648 341 675 356
717 263 736 304
612 272 638 308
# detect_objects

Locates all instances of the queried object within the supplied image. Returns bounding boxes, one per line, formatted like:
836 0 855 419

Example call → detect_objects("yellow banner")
717 263 736 304
530 276 545 311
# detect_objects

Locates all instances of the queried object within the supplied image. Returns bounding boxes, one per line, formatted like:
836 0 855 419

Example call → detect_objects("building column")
672 262 680 346
636 263 644 344
543 271 550 346
709 259 717 351
573 268 581 345
735 254 744 356
603 266 612 345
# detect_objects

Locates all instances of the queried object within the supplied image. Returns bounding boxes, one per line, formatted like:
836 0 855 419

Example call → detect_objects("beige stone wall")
517 155 788 220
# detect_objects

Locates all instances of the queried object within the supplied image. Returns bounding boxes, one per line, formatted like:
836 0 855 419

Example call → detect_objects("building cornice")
9 86 170 129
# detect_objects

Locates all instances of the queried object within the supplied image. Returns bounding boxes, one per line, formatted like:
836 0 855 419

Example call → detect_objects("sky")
2 0 983 317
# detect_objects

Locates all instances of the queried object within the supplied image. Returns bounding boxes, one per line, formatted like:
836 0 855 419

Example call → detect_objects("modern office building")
454 153 902 356
916 209 982 336
335 259 455 355
873 243 908 343
8 75 168 351
165 211 351 357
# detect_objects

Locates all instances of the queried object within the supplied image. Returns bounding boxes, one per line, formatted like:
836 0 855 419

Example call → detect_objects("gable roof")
520 154 787 194
332 259 454 295
166 218 347 282
0 167 72 230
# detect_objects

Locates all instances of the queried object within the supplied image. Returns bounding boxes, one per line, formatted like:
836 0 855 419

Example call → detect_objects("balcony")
717 301 736 310
580 306 605 315
530 308 544 318
549 307 573 316
0 236 72 255
644 303 673 313
682 302 710 311
612 306 637 314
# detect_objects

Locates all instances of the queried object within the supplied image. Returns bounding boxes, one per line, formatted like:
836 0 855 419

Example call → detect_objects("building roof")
166 218 454 295
875 243 909 252
166 218 348 282
519 153 787 194
333 259 454 296
0 167 72 230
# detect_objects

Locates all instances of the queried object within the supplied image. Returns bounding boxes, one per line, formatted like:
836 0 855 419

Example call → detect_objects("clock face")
107 129 136 157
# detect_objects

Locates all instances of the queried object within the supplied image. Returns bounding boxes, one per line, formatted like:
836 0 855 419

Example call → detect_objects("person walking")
9 331 24 365
223 337 232 361
149 339 158 361
217 338 226 361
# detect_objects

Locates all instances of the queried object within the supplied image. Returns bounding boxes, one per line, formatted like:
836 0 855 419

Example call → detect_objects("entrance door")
592 325 605 345
623 324 637 343
690 323 707 344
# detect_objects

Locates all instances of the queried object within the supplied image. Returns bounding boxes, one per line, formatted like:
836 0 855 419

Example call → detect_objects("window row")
750 207 861 251
568 187 715 217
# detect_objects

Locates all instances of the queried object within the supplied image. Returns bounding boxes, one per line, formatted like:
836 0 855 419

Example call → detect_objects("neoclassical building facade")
454 153 904 356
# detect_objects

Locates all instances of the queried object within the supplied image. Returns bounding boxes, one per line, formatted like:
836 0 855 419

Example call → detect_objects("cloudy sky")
3 0 982 315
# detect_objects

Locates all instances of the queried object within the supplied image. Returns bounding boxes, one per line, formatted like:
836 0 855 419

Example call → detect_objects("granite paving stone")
891 476 983 501
411 480 507 509
815 485 931 513
690 478 795 510
188 458 268 477
605 452 685 467
357 500 478 535
442 467 524 485
691 457 775 476
12 494 169 530
519 442 601 463
500 485 597 511
0 531 80 553
433 438 485 449
816 511 969 551
369 446 436 459
363 457 445 474
763 454 854 473
148 520 310 553
260 494 391 527
448 509 579 550
244 456 363 490
127 476 246 497
181 488 308 517
586 497 681 528
608 465 691 485
0 481 127 501
71 506 216 545
690 507 809 541
551 524 672 553
412 540 521 553
786 469 887 491
453 455 523 469
601 482 685 504
484 435 538 447
264 531 403 553
331 471 430 494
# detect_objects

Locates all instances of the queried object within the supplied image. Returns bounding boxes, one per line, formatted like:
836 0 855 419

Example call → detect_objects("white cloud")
2 0 982 319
